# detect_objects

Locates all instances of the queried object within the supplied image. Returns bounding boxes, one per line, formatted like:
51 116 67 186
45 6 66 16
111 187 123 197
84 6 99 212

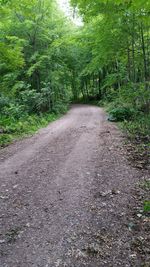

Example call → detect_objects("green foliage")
69 0 150 145
141 180 150 190
0 134 13 147
0 0 78 114
123 114 150 141
70 0 150 103
52 100 69 115
0 112 60 147
143 200 150 213
108 106 135 122
0 0 150 147
2 103 26 119
0 0 78 147
0 95 9 111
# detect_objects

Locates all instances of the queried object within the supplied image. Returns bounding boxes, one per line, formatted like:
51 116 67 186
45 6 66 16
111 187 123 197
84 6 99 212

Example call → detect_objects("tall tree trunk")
127 41 131 81
131 14 136 83
140 22 148 81
98 71 101 98
85 77 89 98
92 74 95 95
72 70 77 100
116 59 121 90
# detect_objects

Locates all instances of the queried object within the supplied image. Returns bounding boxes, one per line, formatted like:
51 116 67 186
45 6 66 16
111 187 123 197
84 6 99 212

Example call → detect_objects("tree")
70 0 150 111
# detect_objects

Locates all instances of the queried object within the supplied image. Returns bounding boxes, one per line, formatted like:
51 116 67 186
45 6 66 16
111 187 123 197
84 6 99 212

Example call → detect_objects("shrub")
123 114 150 141
108 106 135 122
0 95 9 111
20 89 39 113
0 111 60 147
143 200 150 213
52 100 68 114
2 103 26 119
0 134 13 147
20 87 53 113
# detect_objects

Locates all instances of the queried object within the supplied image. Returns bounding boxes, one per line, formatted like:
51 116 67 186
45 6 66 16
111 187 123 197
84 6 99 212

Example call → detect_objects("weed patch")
0 112 61 147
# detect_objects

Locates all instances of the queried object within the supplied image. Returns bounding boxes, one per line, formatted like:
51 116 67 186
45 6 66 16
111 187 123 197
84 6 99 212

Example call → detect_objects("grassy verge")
103 101 150 169
102 100 150 222
119 114 150 169
103 100 150 263
0 112 62 148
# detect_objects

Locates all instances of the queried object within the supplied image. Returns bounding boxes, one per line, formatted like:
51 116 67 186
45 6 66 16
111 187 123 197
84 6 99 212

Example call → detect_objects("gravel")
0 104 148 267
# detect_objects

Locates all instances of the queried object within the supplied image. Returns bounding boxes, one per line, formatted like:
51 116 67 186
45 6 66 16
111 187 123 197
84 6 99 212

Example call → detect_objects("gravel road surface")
0 105 142 267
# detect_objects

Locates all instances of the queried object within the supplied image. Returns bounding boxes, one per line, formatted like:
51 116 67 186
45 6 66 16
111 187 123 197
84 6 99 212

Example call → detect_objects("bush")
20 89 40 113
20 87 56 113
0 95 9 111
0 111 60 147
2 103 27 119
143 200 150 213
52 100 69 114
108 106 135 122
0 134 13 147
123 114 150 141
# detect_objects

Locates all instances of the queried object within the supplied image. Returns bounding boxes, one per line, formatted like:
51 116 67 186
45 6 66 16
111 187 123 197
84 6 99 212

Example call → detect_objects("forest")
0 0 150 146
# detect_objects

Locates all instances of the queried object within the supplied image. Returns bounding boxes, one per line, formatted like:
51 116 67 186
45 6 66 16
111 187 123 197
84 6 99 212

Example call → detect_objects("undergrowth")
0 113 61 147
0 94 69 147
99 98 150 143
100 97 150 216
122 114 150 142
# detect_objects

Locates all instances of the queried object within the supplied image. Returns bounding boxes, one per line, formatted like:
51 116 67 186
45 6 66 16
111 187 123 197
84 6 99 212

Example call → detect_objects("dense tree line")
71 0 150 110
0 0 81 145
0 0 149 145
0 0 78 114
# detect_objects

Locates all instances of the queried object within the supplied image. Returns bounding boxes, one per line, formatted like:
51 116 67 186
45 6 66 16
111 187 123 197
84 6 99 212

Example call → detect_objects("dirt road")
0 105 142 266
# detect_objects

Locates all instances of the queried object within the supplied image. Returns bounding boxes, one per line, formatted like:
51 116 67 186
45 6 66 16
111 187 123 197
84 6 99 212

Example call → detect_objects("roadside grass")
73 98 150 144
140 179 150 213
141 179 150 190
104 101 150 216
94 97 150 217
121 114 150 142
120 114 150 170
99 100 150 167
0 112 61 147
144 200 150 213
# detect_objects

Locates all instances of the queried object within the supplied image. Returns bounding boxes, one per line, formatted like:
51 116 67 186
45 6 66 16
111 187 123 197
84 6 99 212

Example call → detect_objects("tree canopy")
0 0 149 145
70 0 150 104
